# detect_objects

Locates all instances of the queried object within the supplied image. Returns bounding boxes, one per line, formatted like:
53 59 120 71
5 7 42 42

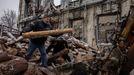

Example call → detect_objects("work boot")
38 63 48 68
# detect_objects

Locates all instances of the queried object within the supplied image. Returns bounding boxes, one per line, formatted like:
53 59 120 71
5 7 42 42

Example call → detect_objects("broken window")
24 0 39 16
97 15 117 43
101 1 118 14
24 0 31 17
72 19 84 40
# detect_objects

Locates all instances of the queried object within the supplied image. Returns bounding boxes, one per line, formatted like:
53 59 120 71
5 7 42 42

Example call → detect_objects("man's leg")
38 44 48 68
25 41 36 60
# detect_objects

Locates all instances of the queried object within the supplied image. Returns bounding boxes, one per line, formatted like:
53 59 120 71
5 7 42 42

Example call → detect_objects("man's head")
42 16 50 23
50 38 57 45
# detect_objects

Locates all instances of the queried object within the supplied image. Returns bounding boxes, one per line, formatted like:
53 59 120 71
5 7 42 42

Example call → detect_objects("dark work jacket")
23 21 52 45
46 39 68 54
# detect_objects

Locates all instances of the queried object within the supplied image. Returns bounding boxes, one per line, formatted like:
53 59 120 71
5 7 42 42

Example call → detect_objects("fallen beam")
48 48 69 60
22 28 73 38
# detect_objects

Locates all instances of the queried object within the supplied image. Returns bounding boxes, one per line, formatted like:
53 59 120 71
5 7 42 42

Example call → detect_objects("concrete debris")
0 52 11 62
0 32 126 75
0 54 28 75
23 63 43 75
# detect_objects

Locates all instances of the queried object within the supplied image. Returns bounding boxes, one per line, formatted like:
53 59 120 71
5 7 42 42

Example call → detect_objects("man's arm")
47 23 52 30
22 24 34 33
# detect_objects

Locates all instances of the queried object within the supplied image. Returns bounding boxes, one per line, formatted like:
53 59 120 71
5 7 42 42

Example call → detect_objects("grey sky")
0 0 60 16
54 0 61 6
0 0 19 16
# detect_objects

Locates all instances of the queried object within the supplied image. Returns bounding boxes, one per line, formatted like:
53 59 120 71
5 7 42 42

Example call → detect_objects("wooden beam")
22 28 73 38
48 48 69 60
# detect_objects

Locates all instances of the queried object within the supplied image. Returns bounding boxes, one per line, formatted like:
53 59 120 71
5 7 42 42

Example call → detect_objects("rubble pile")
0 52 28 75
0 34 51 75
0 32 125 75
0 32 95 75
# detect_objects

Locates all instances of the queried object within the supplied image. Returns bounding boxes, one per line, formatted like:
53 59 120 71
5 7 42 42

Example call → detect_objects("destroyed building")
0 0 131 75
18 0 133 48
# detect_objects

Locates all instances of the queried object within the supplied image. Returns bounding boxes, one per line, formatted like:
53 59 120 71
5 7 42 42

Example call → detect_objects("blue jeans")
25 41 48 68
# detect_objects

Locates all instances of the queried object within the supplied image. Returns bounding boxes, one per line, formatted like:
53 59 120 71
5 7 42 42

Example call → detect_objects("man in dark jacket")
46 37 71 62
23 16 52 68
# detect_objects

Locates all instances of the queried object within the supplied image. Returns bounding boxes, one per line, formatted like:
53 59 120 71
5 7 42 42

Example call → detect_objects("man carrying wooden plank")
22 16 52 68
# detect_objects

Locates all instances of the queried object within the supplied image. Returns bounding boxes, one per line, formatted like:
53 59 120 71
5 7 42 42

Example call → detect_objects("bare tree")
0 9 17 31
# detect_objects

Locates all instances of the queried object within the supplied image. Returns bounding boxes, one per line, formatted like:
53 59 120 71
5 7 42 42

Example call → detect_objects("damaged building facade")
0 0 133 75
17 0 133 48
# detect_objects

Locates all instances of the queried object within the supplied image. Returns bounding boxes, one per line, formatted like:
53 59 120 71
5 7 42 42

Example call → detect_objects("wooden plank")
22 28 73 38
48 48 69 60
